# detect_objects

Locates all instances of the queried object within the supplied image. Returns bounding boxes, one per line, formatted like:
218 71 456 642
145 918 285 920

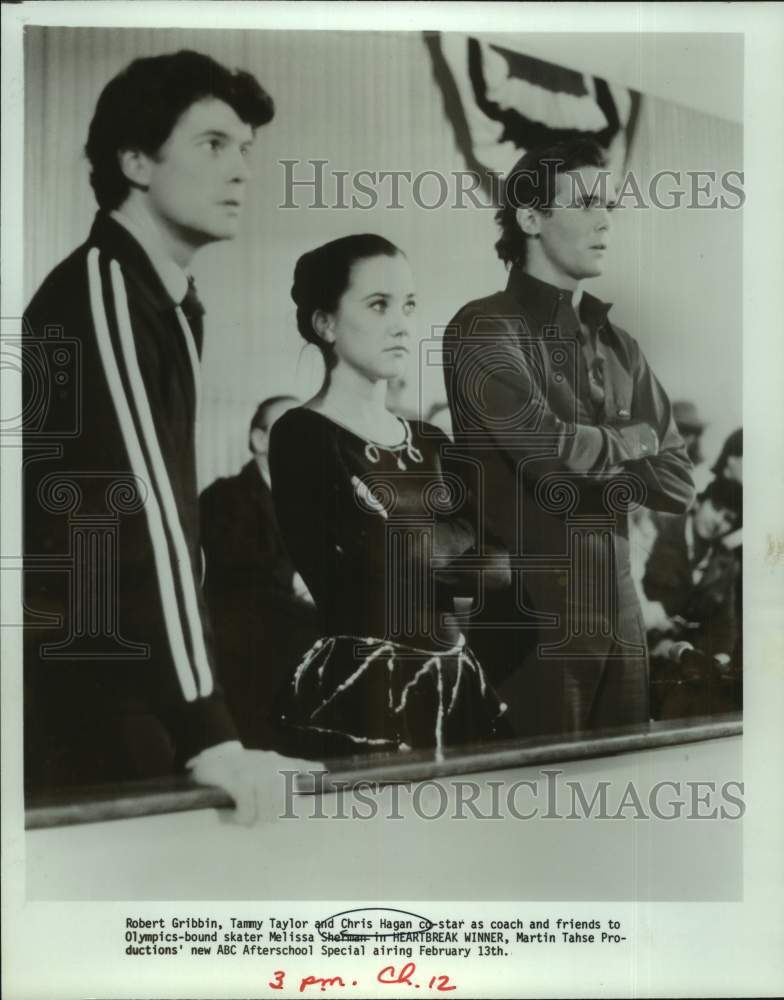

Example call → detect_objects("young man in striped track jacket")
23 50 306 823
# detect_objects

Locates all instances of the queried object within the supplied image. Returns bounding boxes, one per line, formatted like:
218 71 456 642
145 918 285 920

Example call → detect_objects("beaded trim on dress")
363 418 424 470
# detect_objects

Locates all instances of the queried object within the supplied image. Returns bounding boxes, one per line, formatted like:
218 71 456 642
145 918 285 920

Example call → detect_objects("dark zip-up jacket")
23 213 237 781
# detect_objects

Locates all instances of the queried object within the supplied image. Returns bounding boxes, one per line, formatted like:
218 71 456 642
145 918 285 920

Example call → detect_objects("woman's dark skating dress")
269 408 510 760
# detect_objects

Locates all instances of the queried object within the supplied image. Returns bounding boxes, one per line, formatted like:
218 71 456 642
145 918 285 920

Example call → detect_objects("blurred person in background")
644 477 742 719
672 400 709 491
711 426 743 697
629 396 707 626
200 396 320 748
710 428 742 554
713 427 743 487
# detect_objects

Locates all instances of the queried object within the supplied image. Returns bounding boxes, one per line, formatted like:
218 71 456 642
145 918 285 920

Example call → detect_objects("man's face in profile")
535 165 617 284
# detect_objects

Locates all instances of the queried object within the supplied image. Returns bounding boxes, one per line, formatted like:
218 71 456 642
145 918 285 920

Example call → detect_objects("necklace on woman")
317 401 424 470
364 418 424 470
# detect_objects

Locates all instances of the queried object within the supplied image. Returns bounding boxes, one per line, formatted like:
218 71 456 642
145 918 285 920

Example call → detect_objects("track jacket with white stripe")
23 212 238 781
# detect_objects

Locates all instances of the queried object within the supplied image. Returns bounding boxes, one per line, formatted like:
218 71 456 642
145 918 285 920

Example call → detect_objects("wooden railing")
25 713 741 830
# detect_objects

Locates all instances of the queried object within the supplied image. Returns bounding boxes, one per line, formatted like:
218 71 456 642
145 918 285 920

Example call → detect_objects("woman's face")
326 253 416 382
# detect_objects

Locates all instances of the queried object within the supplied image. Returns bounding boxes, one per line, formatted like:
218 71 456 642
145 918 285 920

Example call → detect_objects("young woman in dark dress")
269 234 511 760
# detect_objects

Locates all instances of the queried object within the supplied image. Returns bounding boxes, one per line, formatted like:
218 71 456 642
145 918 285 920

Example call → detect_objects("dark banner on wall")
426 32 642 193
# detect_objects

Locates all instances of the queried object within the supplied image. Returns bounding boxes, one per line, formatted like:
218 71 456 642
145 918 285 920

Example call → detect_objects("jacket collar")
505 267 613 338
88 211 181 315
110 209 190 305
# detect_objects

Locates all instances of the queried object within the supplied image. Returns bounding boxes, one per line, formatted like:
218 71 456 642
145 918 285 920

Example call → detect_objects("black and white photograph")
2 2 783 998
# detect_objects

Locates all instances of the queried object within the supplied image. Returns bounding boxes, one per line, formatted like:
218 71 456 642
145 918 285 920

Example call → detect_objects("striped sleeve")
86 247 223 718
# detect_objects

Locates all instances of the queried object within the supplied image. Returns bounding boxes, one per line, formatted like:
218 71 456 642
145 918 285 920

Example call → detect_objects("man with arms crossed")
23 50 307 821
445 140 694 737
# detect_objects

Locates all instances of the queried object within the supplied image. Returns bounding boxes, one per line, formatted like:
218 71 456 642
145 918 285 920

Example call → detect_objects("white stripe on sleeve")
108 258 214 697
87 248 198 701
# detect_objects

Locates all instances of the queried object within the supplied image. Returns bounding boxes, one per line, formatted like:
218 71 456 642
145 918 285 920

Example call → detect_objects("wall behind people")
24 28 742 487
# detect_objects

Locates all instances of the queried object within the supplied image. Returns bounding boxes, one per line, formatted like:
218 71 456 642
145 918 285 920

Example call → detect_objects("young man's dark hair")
494 138 607 269
85 49 275 211
698 476 743 521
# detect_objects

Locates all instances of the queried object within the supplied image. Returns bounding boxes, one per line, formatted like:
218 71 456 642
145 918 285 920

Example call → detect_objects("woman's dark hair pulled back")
291 234 402 367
